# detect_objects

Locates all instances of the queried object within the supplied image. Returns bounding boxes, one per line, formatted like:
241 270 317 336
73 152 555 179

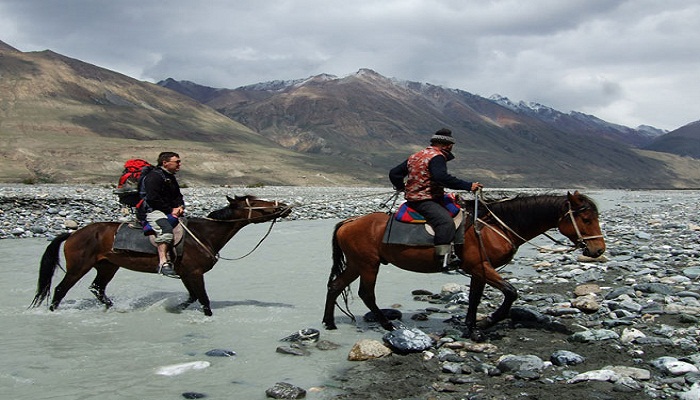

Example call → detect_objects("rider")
389 128 483 271
139 151 185 278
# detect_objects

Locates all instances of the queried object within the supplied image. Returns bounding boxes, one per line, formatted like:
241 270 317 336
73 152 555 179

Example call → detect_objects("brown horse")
30 195 291 316
323 191 605 340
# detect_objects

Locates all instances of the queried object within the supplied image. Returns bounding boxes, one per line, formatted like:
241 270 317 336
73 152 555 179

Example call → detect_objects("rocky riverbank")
329 190 700 400
0 184 396 239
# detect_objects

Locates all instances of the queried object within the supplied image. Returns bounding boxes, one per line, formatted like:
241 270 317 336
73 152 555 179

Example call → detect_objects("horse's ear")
567 191 583 208
226 195 235 204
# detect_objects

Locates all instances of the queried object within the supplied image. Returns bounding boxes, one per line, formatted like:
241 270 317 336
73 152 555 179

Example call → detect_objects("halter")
561 202 604 248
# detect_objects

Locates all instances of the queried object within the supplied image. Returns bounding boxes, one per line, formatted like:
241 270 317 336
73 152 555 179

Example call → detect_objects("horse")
322 191 605 340
30 195 291 316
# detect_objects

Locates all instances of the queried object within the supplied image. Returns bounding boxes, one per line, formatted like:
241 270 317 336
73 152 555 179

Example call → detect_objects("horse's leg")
180 273 212 316
89 262 120 309
50 265 94 311
463 261 518 341
464 276 487 341
322 268 360 330
176 284 198 312
357 269 395 331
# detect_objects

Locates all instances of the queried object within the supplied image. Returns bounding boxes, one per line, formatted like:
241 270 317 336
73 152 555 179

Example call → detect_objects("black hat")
430 128 455 144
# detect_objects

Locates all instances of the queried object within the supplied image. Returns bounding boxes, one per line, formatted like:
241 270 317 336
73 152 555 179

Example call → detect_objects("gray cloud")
0 0 698 130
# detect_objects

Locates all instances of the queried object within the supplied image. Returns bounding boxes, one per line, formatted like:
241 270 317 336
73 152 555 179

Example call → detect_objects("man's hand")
172 206 185 217
471 182 483 192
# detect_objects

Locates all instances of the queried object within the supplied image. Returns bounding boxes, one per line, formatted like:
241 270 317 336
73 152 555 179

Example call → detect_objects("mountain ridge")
1 38 699 188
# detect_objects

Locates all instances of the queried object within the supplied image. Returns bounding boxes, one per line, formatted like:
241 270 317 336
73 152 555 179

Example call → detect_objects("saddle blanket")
394 193 461 223
382 210 467 246
112 220 186 255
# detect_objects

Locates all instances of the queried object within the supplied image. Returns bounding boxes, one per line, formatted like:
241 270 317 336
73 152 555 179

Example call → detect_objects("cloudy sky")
1 0 698 131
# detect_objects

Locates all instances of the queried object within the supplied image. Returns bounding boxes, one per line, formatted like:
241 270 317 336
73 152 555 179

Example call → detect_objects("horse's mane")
206 195 259 220
475 192 598 233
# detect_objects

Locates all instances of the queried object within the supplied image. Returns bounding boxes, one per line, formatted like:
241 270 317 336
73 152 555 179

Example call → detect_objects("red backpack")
115 158 153 206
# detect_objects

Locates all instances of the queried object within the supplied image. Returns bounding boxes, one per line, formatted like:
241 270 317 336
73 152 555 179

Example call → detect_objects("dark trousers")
408 199 455 245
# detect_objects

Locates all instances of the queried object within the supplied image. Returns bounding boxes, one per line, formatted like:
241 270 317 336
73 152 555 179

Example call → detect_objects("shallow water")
1 218 490 400
1 189 693 399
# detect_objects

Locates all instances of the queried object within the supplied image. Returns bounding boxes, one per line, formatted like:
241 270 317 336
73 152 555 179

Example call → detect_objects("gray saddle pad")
382 210 467 246
112 221 186 255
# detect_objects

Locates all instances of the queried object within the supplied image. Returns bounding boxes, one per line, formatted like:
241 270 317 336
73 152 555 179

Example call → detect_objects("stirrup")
158 262 180 279
441 253 462 273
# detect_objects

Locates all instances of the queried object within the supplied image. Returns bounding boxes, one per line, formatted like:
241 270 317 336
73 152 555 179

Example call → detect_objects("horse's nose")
584 247 605 258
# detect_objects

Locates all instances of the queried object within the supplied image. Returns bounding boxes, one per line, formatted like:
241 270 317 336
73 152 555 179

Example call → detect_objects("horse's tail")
329 220 348 286
329 219 355 322
30 232 71 308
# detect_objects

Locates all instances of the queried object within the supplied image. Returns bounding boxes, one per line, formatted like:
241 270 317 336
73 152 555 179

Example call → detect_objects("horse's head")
207 195 292 222
556 191 606 258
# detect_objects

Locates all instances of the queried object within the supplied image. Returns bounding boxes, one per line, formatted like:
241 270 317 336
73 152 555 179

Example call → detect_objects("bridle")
183 198 293 261
204 198 292 223
473 196 602 253
559 201 604 249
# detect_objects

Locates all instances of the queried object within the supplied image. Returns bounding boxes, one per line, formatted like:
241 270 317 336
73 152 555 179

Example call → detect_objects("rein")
475 195 599 253
183 201 293 261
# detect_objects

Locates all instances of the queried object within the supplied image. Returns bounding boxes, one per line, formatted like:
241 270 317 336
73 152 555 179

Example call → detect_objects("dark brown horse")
30 195 291 316
323 191 605 340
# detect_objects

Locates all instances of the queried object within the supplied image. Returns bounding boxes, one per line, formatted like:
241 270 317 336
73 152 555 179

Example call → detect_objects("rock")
280 328 320 343
64 219 79 229
571 295 600 313
569 329 619 343
382 327 434 354
182 392 207 399
315 340 341 351
276 346 310 356
347 339 392 361
678 382 700 400
550 350 585 366
155 361 210 376
574 283 602 296
265 382 306 399
204 349 236 357
363 309 402 322
604 365 651 380
496 354 544 373
620 327 646 344
567 369 619 384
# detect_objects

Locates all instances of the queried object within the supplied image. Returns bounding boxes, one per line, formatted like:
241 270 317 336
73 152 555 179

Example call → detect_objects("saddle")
382 208 469 246
112 219 186 256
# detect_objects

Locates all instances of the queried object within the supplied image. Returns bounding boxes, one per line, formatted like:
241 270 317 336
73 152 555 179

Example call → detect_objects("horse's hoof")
203 307 213 317
49 304 56 312
382 322 396 331
177 302 190 311
461 327 486 342
323 322 338 330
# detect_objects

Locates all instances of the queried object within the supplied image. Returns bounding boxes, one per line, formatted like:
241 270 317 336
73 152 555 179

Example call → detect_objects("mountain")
2 37 699 189
160 69 700 188
489 95 666 147
0 44 370 186
644 120 700 158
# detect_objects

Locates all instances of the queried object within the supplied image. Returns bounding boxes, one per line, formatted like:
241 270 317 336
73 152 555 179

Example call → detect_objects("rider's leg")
146 211 178 277
410 200 460 270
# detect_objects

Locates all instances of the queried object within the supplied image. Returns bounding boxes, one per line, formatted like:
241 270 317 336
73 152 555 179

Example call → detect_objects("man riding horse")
138 151 185 278
389 128 483 271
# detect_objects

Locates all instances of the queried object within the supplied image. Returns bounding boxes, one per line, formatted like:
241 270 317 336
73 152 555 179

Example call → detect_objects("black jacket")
140 167 184 213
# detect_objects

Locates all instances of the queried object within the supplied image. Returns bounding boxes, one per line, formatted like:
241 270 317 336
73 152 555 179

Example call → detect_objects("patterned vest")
405 146 446 201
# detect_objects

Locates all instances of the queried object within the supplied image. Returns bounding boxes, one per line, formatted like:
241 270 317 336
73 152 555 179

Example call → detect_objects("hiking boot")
442 253 462 273
158 262 179 279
